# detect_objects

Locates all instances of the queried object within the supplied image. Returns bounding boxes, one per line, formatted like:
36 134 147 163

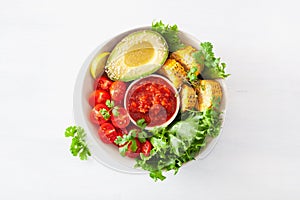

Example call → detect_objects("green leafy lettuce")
135 101 222 181
193 42 230 79
151 20 185 52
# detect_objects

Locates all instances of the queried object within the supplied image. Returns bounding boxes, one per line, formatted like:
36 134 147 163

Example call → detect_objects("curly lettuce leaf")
151 20 185 52
135 104 222 181
193 42 230 79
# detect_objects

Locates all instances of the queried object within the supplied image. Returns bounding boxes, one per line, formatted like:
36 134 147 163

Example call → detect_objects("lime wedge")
90 52 110 79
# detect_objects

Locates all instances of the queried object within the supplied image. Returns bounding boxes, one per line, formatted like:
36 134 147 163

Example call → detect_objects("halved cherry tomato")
126 123 141 132
141 140 152 156
89 104 110 125
115 127 128 135
88 90 110 107
94 75 113 92
113 100 123 107
98 123 121 145
111 107 130 128
110 81 127 101
125 138 142 158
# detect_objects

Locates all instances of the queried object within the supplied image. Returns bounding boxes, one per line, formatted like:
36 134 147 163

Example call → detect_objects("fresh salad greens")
193 42 230 79
65 126 91 160
135 99 222 181
151 20 185 52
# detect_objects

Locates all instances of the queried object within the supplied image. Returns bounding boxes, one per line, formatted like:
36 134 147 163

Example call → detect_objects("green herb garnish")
136 118 147 130
105 99 115 108
65 126 91 160
115 132 138 156
136 118 148 143
187 66 198 82
100 108 110 120
100 100 119 119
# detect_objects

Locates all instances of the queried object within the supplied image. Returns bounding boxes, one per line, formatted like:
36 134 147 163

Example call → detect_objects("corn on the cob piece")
157 59 187 89
180 84 197 112
170 46 204 75
194 80 222 112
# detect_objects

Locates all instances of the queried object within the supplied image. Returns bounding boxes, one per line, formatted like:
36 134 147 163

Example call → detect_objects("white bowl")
73 26 227 174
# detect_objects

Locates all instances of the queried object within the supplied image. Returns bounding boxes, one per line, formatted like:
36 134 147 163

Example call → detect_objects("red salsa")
126 76 177 127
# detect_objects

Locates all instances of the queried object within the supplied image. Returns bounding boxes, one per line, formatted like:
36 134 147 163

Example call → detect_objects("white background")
1 0 300 199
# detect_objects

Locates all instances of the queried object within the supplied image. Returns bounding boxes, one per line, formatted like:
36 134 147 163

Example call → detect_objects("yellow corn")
194 80 222 112
171 46 204 75
157 59 187 89
180 84 197 112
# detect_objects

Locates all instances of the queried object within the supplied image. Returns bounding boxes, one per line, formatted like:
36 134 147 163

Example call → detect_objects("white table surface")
1 0 300 199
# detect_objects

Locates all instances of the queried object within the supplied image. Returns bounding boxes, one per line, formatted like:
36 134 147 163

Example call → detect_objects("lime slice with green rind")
90 52 110 79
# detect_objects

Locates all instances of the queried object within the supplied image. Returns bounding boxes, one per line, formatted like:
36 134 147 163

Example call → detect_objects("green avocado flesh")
105 30 169 82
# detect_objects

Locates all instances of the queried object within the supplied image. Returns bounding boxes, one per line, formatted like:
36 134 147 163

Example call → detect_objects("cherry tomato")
114 100 123 107
141 140 152 156
111 107 130 128
125 138 142 158
126 123 141 133
88 90 110 107
115 127 128 135
89 104 110 125
98 123 121 145
94 75 113 92
110 81 127 101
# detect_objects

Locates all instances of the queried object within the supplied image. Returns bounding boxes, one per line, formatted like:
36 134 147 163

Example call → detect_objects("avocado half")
105 30 169 82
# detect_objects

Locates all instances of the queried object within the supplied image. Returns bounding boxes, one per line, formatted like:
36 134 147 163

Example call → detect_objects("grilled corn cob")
180 84 197 112
171 46 204 75
157 59 187 89
194 80 222 112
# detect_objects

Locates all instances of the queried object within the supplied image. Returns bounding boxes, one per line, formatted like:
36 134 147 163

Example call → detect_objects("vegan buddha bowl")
66 21 229 181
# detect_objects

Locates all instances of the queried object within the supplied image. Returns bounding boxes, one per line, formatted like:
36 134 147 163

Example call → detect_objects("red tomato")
126 122 141 130
94 75 113 91
126 124 141 136
115 127 128 135
88 90 110 107
141 140 152 156
89 104 110 125
110 81 127 101
98 123 121 145
111 107 130 128
125 138 142 158
114 100 123 107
